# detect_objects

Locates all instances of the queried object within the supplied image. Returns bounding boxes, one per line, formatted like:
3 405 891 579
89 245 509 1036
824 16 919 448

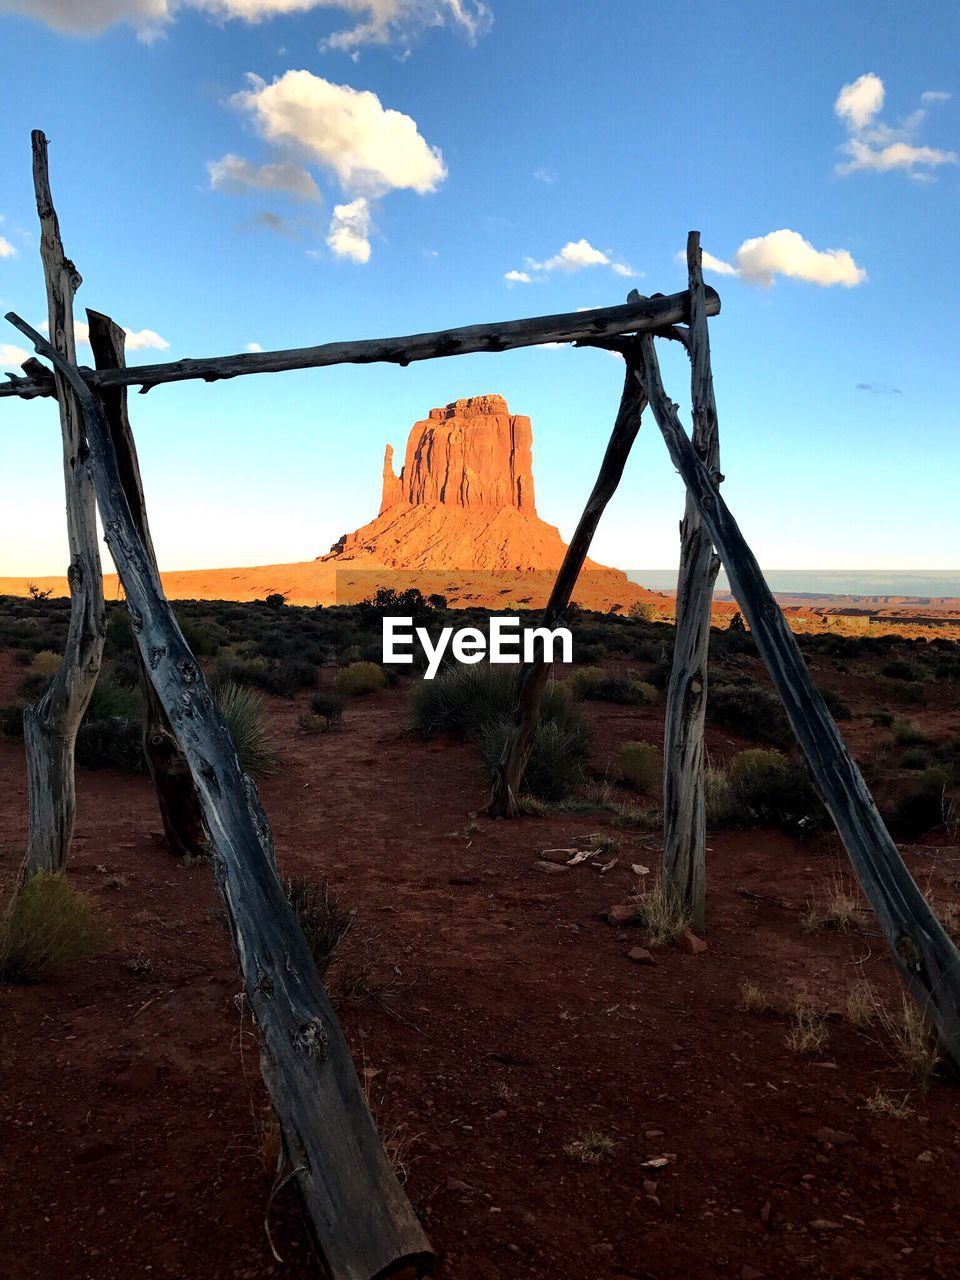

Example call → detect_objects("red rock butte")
0 395 659 612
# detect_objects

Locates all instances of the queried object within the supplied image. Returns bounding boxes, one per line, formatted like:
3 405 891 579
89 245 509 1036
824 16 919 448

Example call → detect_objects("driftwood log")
86 310 208 860
1 287 720 400
22 131 105 877
660 233 722 932
6 314 433 1278
488 343 647 816
636 330 960 1067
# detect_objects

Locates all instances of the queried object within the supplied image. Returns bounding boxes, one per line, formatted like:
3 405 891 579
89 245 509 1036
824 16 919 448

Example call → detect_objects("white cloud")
695 230 866 288
515 237 636 282
231 71 446 197
245 341 264 352
326 196 371 262
38 318 170 350
0 236 16 258
834 72 885 131
834 73 957 178
207 152 321 201
1 343 29 366
0 0 493 49
533 166 556 184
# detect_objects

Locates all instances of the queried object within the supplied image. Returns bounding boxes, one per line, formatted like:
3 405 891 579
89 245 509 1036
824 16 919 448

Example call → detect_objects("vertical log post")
22 131 105 877
660 232 722 932
86 310 208 860
7 312 433 1280
487 346 647 816
636 331 960 1067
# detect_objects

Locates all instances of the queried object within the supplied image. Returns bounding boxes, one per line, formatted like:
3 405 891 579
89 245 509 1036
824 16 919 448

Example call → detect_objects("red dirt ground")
2 655 959 1280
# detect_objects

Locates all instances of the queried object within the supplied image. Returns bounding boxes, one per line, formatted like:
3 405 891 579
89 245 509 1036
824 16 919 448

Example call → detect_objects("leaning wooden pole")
22 131 105 878
636 331 960 1066
86 310 208 860
660 233 722 932
488 343 647 816
8 313 431 1279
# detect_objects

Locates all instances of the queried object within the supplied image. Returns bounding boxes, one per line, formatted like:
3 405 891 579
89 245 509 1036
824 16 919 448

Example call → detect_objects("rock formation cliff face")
380 395 535 515
322 394 652 611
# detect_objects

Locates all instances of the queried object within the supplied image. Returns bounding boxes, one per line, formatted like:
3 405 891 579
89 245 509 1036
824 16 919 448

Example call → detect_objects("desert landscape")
2 4 959 1279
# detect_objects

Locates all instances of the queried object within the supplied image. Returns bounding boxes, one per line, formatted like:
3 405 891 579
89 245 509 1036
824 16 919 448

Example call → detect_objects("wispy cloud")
245 341 264 352
685 230 866 288
533 166 556 184
0 1 494 50
507 238 637 284
857 381 902 395
0 342 30 367
207 153 321 201
834 73 957 178
0 235 17 259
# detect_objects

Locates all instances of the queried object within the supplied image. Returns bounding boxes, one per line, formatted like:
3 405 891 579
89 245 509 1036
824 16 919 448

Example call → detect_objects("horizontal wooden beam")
1 287 719 400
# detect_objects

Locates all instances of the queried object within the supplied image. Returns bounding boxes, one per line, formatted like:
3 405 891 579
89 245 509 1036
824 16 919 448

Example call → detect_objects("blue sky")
0 0 957 576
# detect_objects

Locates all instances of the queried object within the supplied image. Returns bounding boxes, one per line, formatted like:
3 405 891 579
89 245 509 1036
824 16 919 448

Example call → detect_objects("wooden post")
86 310 208 860
22 131 105 877
488 344 647 815
636 331 960 1067
660 233 722 932
8 312 432 1280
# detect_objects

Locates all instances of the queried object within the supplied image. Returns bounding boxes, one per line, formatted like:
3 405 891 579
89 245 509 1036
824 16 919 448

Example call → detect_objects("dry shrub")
283 874 354 978
865 1087 914 1120
844 980 877 1029
334 661 386 697
0 872 109 983
563 1130 615 1163
873 992 941 1084
739 981 777 1015
612 741 662 794
630 880 691 947
31 649 62 676
803 872 863 933
786 1002 828 1054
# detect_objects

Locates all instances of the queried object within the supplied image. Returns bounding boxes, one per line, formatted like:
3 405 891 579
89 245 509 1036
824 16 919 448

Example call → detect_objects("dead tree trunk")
636 331 960 1068
8 313 432 1280
660 233 722 932
86 310 208 860
22 131 104 878
488 349 647 816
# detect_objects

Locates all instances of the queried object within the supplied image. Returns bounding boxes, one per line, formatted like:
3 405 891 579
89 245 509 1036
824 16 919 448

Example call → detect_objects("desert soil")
1 653 959 1280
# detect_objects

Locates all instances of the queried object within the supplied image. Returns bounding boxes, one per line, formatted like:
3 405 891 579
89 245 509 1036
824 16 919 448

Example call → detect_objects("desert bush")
567 665 606 699
0 873 109 983
310 690 344 729
334 661 386 697
479 715 590 802
707 681 790 745
887 768 950 838
0 704 25 739
76 674 145 771
819 686 852 720
612 741 662 794
723 748 823 829
628 600 657 622
901 746 932 770
31 649 61 676
216 654 315 697
882 659 923 682
568 666 655 705
264 592 287 609
216 681 279 778
283 874 354 977
891 717 932 747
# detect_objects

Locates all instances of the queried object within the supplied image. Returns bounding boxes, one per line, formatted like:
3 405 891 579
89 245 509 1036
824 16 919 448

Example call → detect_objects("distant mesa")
319 393 651 611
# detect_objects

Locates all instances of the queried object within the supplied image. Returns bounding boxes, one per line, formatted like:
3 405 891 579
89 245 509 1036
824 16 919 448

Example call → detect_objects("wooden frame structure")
4 132 960 1277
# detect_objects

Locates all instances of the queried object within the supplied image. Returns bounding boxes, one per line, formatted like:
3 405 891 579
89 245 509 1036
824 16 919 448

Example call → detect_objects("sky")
0 0 957 577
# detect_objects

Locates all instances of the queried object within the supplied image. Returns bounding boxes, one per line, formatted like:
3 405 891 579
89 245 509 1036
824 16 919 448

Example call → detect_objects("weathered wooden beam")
636 331 960 1067
8 313 433 1279
86 309 208 861
487 330 648 817
1 287 720 400
660 233 722 933
22 130 105 878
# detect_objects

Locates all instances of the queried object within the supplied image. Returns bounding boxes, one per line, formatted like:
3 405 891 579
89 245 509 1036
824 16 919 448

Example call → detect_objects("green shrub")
819 687 852 720
707 681 790 745
76 674 145 771
216 655 315 697
216 681 279 778
334 661 386 697
283 874 353 977
724 749 823 828
0 873 109 983
309 690 344 729
882 659 923 682
568 666 655 705
612 741 662 794
567 666 606 700
479 716 590 802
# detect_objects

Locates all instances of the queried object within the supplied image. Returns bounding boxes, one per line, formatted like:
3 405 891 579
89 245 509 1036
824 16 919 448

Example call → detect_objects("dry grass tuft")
563 1130 616 1164
844 980 878 1029
802 872 863 934
873 992 941 1084
630 881 692 947
865 1086 914 1120
739 981 777 1015
0 872 109 983
786 1002 829 1054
